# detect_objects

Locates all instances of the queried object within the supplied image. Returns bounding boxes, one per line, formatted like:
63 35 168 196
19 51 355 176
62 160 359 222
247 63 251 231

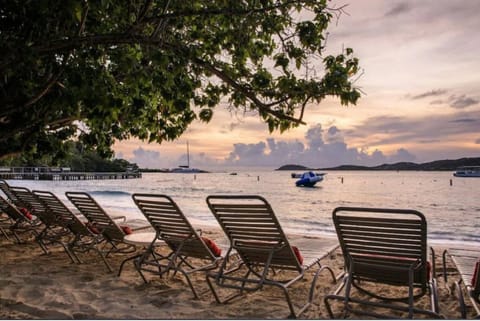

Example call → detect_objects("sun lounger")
32 190 116 272
130 193 226 299
6 185 74 258
324 206 442 319
205 195 338 318
0 194 43 243
442 247 480 318
65 192 150 265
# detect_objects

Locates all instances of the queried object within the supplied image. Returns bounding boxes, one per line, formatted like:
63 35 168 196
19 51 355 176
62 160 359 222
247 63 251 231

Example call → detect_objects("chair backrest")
65 191 125 241
332 206 428 287
132 193 216 259
33 190 90 236
8 186 56 224
0 179 21 205
206 195 302 271
0 194 26 221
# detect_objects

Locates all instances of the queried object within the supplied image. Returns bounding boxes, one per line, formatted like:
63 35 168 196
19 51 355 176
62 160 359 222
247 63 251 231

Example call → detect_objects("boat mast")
186 140 190 168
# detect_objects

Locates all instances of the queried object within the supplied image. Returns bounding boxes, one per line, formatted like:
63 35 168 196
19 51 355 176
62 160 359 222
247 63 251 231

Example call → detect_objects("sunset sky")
113 0 480 170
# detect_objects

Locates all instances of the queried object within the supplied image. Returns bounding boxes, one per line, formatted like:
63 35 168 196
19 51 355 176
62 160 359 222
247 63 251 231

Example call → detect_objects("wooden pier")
0 167 141 181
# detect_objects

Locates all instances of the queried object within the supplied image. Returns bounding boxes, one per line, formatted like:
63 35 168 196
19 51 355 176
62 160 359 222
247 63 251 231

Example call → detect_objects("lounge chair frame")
206 195 338 319
0 194 43 243
32 190 114 271
7 185 74 257
65 192 139 258
130 193 223 299
442 247 480 318
324 206 442 319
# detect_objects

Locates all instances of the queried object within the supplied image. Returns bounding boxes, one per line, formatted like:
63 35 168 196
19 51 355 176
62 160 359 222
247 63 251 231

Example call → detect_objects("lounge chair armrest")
430 246 436 279
131 224 152 232
111 215 126 222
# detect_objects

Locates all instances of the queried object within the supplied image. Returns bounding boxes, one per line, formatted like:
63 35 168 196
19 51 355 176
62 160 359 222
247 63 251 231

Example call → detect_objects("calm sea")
6 170 480 247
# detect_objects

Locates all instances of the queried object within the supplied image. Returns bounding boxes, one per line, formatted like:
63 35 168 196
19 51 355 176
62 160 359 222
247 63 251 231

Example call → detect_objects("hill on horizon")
276 157 480 171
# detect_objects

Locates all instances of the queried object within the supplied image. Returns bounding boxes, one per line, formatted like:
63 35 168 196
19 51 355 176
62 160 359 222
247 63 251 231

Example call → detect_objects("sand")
0 226 476 320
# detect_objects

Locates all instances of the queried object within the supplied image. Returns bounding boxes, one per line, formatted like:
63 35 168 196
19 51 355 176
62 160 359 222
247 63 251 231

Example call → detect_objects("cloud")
130 147 162 168
449 118 477 123
448 95 479 109
475 138 480 144
225 142 268 166
223 124 418 168
384 2 411 17
410 89 448 100
389 148 416 163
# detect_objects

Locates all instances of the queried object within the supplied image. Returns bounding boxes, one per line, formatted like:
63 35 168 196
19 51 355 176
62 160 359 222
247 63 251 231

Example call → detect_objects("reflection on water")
6 170 480 245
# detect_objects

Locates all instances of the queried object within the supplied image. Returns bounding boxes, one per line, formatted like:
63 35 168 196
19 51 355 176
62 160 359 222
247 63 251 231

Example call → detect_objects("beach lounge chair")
0 194 43 243
32 190 116 272
324 206 442 319
205 195 338 319
65 192 149 262
442 247 480 318
6 185 75 258
130 193 225 299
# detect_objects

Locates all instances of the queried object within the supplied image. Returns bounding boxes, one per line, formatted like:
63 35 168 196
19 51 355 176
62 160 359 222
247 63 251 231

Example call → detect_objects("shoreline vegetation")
275 156 480 172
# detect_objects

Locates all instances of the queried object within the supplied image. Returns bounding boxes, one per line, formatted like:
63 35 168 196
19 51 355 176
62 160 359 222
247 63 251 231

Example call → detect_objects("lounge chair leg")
178 269 199 299
308 265 337 306
205 273 243 304
118 254 142 277
454 279 467 318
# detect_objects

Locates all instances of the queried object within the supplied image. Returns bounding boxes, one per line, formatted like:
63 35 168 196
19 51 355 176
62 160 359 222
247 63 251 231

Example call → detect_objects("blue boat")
295 171 325 187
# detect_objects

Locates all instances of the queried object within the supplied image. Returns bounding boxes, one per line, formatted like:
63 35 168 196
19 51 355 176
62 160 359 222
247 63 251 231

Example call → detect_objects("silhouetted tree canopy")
0 0 361 160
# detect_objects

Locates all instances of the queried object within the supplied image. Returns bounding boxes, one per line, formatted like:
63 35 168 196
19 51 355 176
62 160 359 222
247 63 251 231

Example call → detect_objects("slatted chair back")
332 206 428 289
65 191 126 242
33 190 90 236
8 186 57 225
0 194 26 222
206 195 302 272
0 194 42 243
132 193 216 259
0 180 20 204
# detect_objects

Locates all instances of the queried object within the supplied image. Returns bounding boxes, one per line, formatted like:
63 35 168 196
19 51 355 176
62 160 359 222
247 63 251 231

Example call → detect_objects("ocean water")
6 170 480 247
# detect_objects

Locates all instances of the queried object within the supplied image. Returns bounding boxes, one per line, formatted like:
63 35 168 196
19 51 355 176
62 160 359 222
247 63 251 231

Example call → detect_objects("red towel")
292 246 304 264
19 207 33 220
202 237 222 257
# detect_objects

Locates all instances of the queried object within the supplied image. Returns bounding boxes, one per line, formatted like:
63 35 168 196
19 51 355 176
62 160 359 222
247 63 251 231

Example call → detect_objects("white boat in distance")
169 141 206 173
453 166 480 177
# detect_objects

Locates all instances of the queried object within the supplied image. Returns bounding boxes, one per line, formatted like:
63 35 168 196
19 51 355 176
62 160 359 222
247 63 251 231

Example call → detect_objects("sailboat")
170 141 204 173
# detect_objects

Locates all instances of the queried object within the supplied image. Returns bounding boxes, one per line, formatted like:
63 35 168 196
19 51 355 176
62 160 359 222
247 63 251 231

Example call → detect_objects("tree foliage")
0 141 138 172
0 0 361 160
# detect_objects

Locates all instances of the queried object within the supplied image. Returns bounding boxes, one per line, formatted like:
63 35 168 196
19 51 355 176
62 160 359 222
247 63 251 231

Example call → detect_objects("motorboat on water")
295 171 326 187
453 166 480 177
291 172 325 178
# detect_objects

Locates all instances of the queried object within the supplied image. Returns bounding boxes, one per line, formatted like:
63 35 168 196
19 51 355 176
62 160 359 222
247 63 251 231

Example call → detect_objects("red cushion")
472 260 480 287
292 246 303 264
202 237 222 257
85 222 101 234
19 207 33 220
121 225 132 235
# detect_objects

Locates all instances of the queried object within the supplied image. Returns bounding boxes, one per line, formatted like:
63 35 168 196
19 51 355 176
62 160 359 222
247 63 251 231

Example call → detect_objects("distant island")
276 157 480 171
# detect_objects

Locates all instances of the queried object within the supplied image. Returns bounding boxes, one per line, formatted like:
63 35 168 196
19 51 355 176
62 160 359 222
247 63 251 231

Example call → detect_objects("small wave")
90 190 132 196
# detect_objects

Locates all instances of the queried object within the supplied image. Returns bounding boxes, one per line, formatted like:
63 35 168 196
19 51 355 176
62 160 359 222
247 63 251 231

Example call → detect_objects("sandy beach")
0 226 475 320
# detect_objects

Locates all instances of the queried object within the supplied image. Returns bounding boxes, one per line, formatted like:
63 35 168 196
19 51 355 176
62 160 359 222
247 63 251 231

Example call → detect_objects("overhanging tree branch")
193 57 306 125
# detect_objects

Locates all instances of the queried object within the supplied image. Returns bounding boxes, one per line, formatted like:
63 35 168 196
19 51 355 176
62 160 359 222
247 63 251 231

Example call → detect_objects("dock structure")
0 167 141 181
